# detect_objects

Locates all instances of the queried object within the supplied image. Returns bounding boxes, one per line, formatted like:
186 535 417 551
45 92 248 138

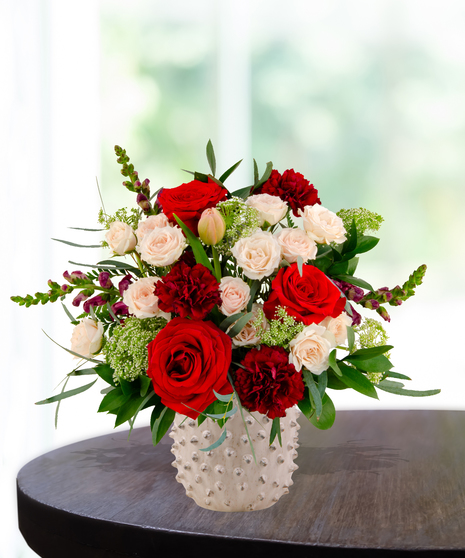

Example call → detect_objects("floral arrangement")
12 141 439 452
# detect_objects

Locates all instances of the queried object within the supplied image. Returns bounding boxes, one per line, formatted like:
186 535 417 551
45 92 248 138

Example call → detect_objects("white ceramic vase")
169 406 300 512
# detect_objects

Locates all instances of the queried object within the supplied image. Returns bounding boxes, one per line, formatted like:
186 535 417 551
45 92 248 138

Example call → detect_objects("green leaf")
269 417 282 446
297 256 304 277
298 390 313 419
219 159 242 183
52 238 101 248
309 393 336 430
42 329 102 363
332 275 374 291
253 159 259 184
128 391 157 438
61 302 78 324
227 311 254 338
68 367 97 376
200 429 227 452
328 349 342 376
98 388 128 413
151 406 175 445
230 185 252 199
254 161 273 190
213 389 234 403
317 370 327 399
342 219 358 254
338 363 379 399
96 259 140 271
220 312 245 332
328 260 349 276
326 371 348 390
353 235 379 255
69 260 140 274
150 403 165 429
194 171 209 183
114 395 143 427
386 371 412 381
206 139 216 176
204 407 237 420
303 370 322 419
139 375 152 397
377 380 441 397
68 226 104 232
36 379 97 405
94 363 116 386
100 386 114 394
120 378 139 396
349 345 393 359
173 214 214 273
54 376 70 428
247 281 260 312
347 257 359 276
347 326 355 352
345 354 393 373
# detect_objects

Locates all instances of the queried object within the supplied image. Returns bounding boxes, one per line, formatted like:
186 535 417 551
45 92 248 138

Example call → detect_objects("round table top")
17 409 465 557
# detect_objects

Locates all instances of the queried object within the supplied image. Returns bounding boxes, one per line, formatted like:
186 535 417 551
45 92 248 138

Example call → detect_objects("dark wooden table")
17 410 465 557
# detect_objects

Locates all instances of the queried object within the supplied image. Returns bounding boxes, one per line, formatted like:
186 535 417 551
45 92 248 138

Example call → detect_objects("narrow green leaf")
338 363 379 399
42 329 102 364
328 349 342 377
52 238 101 248
219 159 242 184
309 393 336 430
213 389 234 403
332 275 374 291
206 139 216 176
303 370 322 419
54 376 70 428
140 375 152 397
200 429 227 452
254 161 273 189
150 403 165 430
194 171 209 183
227 372 257 465
247 281 260 312
377 380 441 397
386 371 412 381
354 235 379 255
220 312 245 332
151 406 175 445
61 302 78 324
347 326 355 352
128 391 157 437
173 214 214 273
36 379 97 405
115 395 145 427
100 386 114 394
230 185 252 199
69 260 140 274
97 259 140 271
345 354 393 373
342 218 358 254
326 371 349 390
253 159 259 184
269 417 282 446
347 257 359 276
69 226 104 232
94 363 116 386
226 311 254 338
297 256 304 277
181 168 195 176
349 345 393 359
68 367 97 376
298 390 313 420
98 389 127 413
317 370 327 399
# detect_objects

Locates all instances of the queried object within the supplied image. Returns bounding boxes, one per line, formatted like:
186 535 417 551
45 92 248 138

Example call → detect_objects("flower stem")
132 252 146 277
212 246 221 282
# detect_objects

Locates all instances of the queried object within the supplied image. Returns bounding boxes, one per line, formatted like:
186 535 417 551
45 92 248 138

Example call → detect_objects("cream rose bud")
139 225 186 267
275 227 318 264
299 205 347 245
289 324 336 374
245 193 288 226
136 214 171 244
219 276 251 316
231 230 281 280
231 303 268 347
105 221 137 255
321 313 352 345
123 276 170 319
70 318 104 359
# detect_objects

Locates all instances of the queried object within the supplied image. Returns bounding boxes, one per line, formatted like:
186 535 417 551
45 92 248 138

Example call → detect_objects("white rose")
231 303 268 347
70 318 104 359
275 227 318 264
219 276 251 316
139 225 186 267
123 276 170 320
231 230 281 280
245 193 288 226
105 221 137 255
136 214 171 244
321 313 352 345
289 324 336 374
299 205 347 245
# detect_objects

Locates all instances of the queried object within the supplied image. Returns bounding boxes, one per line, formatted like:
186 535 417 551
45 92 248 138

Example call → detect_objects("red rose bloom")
154 260 221 320
256 168 321 216
157 178 228 235
234 346 304 419
147 318 232 419
263 263 346 325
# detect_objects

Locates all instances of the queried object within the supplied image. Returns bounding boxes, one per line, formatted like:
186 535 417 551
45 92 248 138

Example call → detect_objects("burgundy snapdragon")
118 274 133 296
72 292 89 307
63 270 88 284
98 272 113 289
83 295 107 314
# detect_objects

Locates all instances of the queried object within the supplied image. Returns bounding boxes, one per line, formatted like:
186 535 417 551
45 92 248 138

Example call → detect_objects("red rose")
256 168 321 216
157 178 228 235
155 260 221 320
234 346 304 419
147 318 232 419
263 263 346 325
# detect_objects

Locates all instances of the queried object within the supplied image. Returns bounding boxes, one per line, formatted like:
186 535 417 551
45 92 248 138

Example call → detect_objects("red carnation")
263 263 346 325
256 168 320 216
234 346 304 419
157 177 228 235
147 318 232 419
154 260 221 320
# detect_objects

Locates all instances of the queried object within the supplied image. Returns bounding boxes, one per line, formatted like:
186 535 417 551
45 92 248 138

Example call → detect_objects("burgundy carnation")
256 168 321 216
157 177 228 235
234 346 304 419
154 260 221 320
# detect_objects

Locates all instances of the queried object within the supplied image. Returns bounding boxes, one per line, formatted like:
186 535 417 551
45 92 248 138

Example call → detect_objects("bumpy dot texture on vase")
169 407 300 512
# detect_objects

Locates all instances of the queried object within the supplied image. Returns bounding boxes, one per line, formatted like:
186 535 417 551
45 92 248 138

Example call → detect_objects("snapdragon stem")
212 246 221 282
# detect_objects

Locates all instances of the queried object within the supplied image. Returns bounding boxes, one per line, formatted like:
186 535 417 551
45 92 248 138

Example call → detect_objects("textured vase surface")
169 407 300 512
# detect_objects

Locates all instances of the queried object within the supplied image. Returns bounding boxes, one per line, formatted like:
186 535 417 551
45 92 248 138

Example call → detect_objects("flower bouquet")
12 141 439 511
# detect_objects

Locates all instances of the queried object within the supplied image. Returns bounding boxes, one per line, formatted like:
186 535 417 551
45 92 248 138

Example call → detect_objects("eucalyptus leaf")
386 371 412 381
205 407 237 420
377 380 441 397
297 256 304 277
220 312 245 332
317 370 328 399
213 389 234 403
247 281 260 312
36 379 97 405
227 311 254 338
199 429 227 452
